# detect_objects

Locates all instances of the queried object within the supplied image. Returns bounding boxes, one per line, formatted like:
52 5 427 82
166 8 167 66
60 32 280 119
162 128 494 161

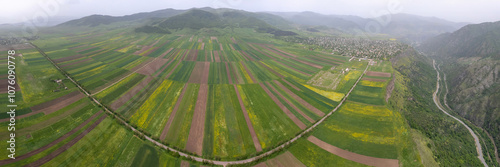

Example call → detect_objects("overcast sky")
1 0 499 24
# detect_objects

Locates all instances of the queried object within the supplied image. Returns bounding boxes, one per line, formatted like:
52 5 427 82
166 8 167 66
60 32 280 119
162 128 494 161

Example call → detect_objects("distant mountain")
200 8 292 29
374 13 468 42
270 11 363 32
58 8 186 27
420 21 500 59
420 21 500 154
134 9 296 36
271 12 467 42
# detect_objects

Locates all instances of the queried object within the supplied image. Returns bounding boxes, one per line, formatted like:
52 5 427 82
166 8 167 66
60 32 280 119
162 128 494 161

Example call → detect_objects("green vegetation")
237 84 301 149
389 48 484 166
8 8 488 166
203 84 256 159
164 83 199 148
288 139 367 167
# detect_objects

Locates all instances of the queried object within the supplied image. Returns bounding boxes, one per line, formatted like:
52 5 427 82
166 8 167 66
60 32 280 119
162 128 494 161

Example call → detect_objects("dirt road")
432 60 488 167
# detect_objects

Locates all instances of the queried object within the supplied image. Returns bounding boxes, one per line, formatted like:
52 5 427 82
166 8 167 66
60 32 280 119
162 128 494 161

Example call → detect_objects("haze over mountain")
271 11 468 42
53 7 474 43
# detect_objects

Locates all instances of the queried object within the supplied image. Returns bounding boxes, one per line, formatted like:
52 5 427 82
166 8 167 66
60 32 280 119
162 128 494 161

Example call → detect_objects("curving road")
33 42 372 166
432 60 488 167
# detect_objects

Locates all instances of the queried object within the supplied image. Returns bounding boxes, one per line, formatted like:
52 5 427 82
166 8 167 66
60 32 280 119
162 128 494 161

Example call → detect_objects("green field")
3 17 423 167
203 84 256 158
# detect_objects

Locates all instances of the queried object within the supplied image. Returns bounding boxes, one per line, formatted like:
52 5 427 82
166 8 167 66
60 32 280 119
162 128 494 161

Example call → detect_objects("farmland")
2 20 418 166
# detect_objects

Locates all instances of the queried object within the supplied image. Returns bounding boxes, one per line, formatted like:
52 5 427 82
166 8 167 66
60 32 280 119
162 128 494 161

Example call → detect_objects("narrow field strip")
234 85 263 152
241 62 257 83
258 83 306 130
0 110 103 165
24 114 107 167
258 61 284 78
366 71 391 78
307 136 398 167
225 62 233 84
274 80 324 117
0 91 84 122
185 84 209 155
274 60 311 76
160 84 188 141
265 82 314 123
109 76 153 110
91 56 159 95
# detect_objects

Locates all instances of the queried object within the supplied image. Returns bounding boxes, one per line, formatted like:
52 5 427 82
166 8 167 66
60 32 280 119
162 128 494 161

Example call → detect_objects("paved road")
34 42 371 166
432 60 488 167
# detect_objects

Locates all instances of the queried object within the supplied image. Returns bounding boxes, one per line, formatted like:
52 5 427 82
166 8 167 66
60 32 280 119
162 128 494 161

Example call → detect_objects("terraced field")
3 28 411 167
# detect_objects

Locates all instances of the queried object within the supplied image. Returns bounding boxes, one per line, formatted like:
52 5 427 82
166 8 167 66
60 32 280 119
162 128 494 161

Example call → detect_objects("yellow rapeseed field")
325 123 396 145
341 102 393 117
131 80 172 128
239 62 253 84
303 84 345 102
360 80 386 87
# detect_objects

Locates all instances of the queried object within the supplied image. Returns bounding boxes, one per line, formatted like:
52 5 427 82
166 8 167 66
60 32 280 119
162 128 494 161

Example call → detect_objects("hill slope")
58 8 186 27
420 21 500 160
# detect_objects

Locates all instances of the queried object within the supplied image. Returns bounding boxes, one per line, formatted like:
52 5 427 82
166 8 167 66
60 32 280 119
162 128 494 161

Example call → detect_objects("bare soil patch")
136 58 169 76
385 74 395 102
225 62 233 84
260 151 305 167
362 77 386 82
130 58 154 72
188 62 210 84
0 79 20 94
307 136 399 167
185 49 198 61
366 71 391 78
214 51 221 62
185 84 208 155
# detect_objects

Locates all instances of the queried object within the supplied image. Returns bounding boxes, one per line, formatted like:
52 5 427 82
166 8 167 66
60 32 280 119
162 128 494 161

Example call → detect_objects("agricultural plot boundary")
32 43 389 166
